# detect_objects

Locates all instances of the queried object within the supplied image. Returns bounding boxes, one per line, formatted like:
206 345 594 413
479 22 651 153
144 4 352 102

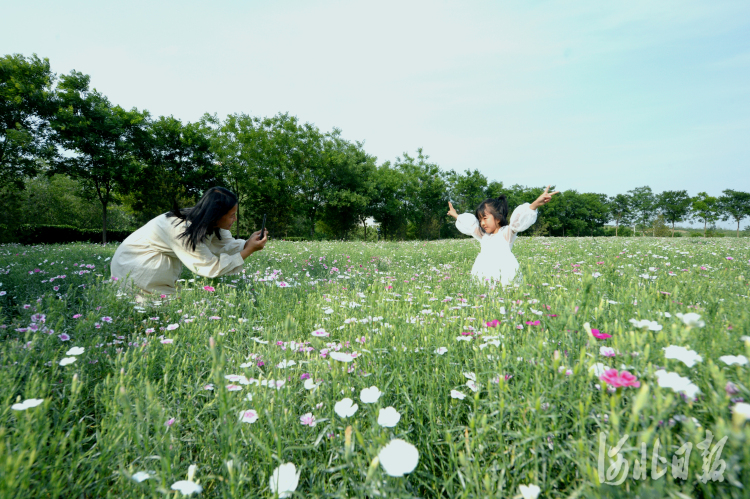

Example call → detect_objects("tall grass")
0 237 748 498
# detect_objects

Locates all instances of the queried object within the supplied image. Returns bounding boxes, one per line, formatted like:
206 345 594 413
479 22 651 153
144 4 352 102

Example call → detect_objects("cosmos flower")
629 319 662 331
378 439 420 477
131 471 151 482
434 347 448 355
334 398 358 418
599 347 616 357
330 352 354 362
66 346 84 356
166 323 179 331
300 413 316 427
519 484 541 499
59 357 76 366
654 369 700 400
269 463 300 499
676 313 705 328
663 345 703 367
378 406 401 427
451 390 466 400
599 369 640 388
11 398 44 411
203 285 215 292
360 386 382 404
238 410 258 424
720 355 749 366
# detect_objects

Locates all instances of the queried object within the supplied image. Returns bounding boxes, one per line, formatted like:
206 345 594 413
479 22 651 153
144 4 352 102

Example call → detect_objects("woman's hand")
530 185 560 210
241 229 267 259
447 201 459 219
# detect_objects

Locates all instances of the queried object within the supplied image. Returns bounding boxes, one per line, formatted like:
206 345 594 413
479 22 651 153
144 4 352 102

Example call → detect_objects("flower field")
1 237 749 498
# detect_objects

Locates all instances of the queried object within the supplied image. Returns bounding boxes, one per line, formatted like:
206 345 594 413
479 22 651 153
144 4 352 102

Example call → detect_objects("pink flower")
203 285 215 292
73 314 82 319
111 276 119 281
599 369 640 388
516 324 524 330
161 338 174 344
524 321 541 326
209 316 221 320
591 328 611 340
58 333 71 341
485 319 500 328
726 256 734 261
101 316 113 323
53 286 59 292
300 412 317 427
165 418 175 427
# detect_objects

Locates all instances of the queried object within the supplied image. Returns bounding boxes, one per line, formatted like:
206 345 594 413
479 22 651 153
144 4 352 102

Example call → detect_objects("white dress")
455 203 537 286
110 214 246 295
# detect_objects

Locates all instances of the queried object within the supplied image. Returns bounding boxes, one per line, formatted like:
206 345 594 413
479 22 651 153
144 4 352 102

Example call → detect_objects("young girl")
447 186 558 286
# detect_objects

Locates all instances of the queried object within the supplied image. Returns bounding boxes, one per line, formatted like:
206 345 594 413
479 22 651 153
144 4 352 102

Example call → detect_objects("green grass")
1 237 749 498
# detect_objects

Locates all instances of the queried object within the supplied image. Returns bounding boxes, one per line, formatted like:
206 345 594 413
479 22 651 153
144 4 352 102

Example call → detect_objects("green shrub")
13 225 132 244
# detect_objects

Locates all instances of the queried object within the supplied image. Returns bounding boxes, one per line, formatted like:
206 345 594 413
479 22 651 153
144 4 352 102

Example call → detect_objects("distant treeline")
2 54 749 243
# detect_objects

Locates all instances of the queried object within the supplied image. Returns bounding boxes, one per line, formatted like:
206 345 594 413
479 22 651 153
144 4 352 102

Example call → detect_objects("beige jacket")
110 214 245 295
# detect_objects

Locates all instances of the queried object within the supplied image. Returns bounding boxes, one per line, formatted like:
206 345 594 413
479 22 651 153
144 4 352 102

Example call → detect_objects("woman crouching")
111 187 267 297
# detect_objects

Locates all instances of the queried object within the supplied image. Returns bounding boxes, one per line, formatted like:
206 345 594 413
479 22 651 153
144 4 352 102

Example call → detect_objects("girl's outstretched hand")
531 185 560 210
447 201 459 219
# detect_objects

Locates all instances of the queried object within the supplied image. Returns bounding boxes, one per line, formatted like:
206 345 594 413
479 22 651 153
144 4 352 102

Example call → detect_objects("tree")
319 131 377 239
396 149 448 240
718 189 750 237
445 169 488 214
690 192 720 237
370 162 408 240
0 54 57 188
627 186 656 236
126 115 219 224
656 190 691 237
608 193 632 236
51 71 149 243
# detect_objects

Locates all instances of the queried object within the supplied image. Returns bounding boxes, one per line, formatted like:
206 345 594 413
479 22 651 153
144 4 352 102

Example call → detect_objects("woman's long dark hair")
166 187 238 251
474 195 509 233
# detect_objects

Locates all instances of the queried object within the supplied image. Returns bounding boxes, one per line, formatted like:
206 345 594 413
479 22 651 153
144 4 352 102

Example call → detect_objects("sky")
2 0 749 228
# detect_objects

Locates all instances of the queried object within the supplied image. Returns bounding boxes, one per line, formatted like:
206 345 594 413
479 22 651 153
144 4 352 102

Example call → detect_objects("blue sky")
2 0 749 227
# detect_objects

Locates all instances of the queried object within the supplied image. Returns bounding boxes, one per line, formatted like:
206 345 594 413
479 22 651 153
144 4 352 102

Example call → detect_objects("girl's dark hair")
166 187 238 251
474 195 509 232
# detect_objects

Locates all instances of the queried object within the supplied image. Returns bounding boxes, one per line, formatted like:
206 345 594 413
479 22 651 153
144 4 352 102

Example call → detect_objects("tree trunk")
363 220 367 241
704 220 706 237
615 220 618 237
672 221 675 237
738 220 741 238
102 201 108 244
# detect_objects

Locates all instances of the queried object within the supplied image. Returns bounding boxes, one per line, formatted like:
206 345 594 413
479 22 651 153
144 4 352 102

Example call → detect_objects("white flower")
311 328 329 337
599 346 616 357
588 363 610 377
171 480 202 496
450 390 466 400
378 439 419 477
66 346 85 356
519 483 541 499
377 407 401 427
360 386 382 404
270 463 300 498
463 372 476 381
330 352 354 362
654 369 700 400
304 378 321 391
466 380 478 392
166 323 179 331
11 398 44 411
720 355 749 366
276 360 296 369
434 347 448 355
59 357 77 366
676 312 705 328
734 403 750 421
663 345 703 367
629 318 662 331
334 397 358 417
591 272 602 278
131 471 151 482
238 409 258 424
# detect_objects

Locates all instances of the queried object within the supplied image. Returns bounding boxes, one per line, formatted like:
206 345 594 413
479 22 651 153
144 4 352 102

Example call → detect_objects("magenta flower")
165 418 175 427
524 321 541 326
203 285 215 292
101 316 113 323
591 328 611 340
726 256 734 261
73 314 82 319
300 412 317 427
58 333 71 341
485 319 500 328
599 369 640 388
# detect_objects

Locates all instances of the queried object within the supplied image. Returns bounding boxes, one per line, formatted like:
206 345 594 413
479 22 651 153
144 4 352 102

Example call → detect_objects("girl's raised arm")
450 202 483 241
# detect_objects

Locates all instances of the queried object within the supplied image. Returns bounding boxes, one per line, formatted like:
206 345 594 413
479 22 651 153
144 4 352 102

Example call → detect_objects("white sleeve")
504 203 537 243
208 229 246 256
456 213 482 241
169 228 245 278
